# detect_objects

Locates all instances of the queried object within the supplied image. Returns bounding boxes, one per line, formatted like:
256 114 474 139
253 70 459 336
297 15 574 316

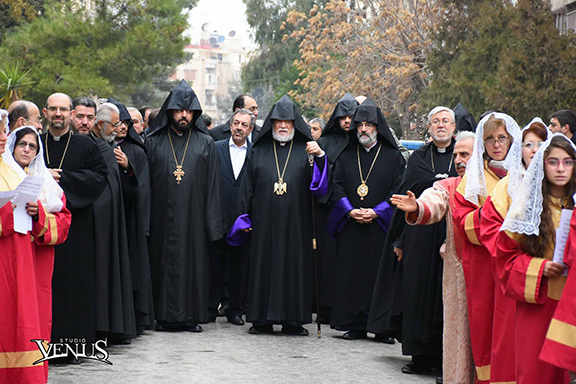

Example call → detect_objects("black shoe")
248 324 274 334
186 323 203 333
401 362 426 374
373 334 395 344
435 376 443 384
281 325 309 336
227 315 245 326
217 304 227 317
342 330 367 340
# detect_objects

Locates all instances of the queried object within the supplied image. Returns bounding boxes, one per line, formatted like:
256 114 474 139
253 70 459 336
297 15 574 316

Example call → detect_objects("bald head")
43 93 73 135
128 107 144 134
8 100 42 132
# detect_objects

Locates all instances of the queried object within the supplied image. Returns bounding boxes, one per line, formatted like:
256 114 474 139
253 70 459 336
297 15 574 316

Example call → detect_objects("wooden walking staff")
309 153 322 338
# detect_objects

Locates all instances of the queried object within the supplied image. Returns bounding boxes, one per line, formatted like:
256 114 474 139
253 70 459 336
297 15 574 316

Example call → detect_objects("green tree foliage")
424 0 576 124
0 0 42 42
0 0 197 107
241 0 326 116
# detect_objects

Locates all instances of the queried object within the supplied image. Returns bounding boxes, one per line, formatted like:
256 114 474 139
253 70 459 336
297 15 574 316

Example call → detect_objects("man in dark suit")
209 108 254 325
209 94 259 141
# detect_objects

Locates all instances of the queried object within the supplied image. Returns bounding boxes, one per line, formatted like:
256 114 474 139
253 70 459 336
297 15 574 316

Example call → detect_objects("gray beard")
357 130 378 146
273 129 295 143
101 130 117 143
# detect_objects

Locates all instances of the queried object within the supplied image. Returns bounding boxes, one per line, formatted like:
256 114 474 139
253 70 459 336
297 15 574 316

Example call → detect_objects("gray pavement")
48 318 437 384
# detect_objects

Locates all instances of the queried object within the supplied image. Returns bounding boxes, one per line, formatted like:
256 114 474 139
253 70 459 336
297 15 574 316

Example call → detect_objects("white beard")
273 129 295 143
357 130 377 147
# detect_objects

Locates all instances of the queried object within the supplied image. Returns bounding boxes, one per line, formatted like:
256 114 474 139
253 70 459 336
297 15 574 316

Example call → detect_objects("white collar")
229 136 248 149
362 140 378 152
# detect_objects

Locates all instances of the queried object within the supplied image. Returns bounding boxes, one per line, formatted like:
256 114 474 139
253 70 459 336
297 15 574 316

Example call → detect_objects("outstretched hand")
390 190 417 213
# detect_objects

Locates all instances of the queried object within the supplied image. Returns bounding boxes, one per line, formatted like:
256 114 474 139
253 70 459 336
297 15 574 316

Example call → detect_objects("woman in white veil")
498 133 576 384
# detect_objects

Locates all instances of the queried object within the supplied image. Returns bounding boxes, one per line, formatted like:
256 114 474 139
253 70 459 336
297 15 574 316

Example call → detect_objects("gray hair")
231 108 255 128
428 106 455 125
309 118 326 131
455 130 475 144
127 107 142 121
95 103 120 125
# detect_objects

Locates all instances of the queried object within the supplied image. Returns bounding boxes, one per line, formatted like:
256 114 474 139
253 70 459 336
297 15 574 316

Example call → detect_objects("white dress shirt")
229 137 248 179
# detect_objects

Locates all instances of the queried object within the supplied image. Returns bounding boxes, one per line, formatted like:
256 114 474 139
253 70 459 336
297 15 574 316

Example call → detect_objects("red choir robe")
0 161 47 383
497 196 570 384
540 206 576 374
32 195 71 382
479 176 517 383
453 164 501 383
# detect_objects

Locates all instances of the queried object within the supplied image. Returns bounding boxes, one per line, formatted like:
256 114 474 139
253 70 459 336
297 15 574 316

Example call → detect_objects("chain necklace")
45 130 72 169
168 128 191 184
356 143 382 201
273 140 293 195
431 146 452 179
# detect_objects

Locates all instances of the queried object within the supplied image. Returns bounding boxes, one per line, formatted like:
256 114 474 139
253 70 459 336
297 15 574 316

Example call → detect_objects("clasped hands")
349 208 377 224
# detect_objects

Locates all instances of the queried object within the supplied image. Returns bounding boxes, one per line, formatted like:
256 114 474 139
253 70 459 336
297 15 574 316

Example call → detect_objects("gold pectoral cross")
274 179 287 195
173 165 185 184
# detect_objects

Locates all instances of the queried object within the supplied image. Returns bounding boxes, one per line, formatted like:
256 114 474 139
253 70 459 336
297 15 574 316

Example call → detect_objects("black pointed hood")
454 102 477 132
254 95 312 145
147 79 207 137
322 93 359 137
107 96 145 150
351 97 398 149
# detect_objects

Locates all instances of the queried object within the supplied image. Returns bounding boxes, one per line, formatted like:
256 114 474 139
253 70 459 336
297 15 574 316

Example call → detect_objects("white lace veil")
504 117 551 202
464 112 522 205
501 133 576 236
2 126 64 213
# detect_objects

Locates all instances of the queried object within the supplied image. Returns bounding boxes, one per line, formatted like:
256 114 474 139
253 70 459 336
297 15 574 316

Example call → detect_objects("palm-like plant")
0 61 32 109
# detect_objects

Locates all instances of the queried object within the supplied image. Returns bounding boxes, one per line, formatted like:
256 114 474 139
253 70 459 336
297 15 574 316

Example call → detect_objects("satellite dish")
201 23 209 32
229 30 236 37
218 35 225 43
208 37 218 46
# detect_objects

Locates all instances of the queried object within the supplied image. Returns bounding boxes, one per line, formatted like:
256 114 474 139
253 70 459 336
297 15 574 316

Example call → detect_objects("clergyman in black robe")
368 106 458 374
227 95 328 336
146 79 225 332
108 97 155 332
327 97 405 341
89 103 137 342
314 93 359 323
40 93 108 348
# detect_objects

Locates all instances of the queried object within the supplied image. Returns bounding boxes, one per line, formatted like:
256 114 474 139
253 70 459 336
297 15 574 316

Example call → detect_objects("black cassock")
41 131 108 343
368 141 457 358
235 139 325 324
146 127 224 324
89 132 137 339
329 142 405 330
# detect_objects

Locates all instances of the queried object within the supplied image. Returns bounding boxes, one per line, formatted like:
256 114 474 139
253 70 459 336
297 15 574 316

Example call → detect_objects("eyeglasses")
17 141 38 151
47 106 70 113
358 122 376 129
247 106 259 112
103 120 122 128
431 118 454 126
522 141 544 150
484 136 509 147
545 158 574 169
25 116 43 123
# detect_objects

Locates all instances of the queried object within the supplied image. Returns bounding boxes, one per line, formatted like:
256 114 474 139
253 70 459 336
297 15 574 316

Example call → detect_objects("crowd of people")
0 79 575 384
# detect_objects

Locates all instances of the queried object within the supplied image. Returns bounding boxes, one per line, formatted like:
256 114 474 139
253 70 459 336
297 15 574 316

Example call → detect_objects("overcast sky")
186 0 255 48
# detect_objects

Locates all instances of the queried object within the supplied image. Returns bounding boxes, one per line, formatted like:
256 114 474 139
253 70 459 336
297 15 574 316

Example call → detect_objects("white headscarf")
2 126 64 212
502 133 576 236
464 112 522 205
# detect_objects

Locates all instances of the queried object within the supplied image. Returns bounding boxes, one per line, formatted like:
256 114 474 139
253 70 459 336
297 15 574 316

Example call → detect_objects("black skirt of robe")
368 141 456 356
330 143 405 329
119 139 154 329
146 126 225 324
237 138 315 324
41 131 108 343
89 134 137 339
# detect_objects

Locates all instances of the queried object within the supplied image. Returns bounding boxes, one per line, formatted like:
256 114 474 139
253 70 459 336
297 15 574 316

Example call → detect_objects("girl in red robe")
498 134 575 384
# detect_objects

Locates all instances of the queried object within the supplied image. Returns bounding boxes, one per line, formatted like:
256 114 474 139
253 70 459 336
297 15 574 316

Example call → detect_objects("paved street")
48 318 437 384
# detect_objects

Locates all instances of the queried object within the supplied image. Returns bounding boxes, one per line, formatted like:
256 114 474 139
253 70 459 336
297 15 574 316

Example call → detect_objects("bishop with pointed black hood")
227 95 329 335
145 80 225 331
327 97 405 340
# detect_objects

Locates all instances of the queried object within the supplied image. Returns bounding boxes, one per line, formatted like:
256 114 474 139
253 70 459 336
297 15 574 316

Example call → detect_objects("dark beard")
169 114 193 132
